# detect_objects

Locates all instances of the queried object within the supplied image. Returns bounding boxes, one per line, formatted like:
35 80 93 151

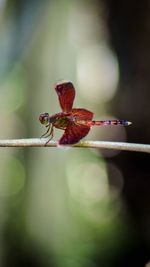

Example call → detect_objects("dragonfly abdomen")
90 120 132 126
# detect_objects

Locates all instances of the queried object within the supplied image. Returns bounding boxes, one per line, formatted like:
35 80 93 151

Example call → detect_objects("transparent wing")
55 81 75 113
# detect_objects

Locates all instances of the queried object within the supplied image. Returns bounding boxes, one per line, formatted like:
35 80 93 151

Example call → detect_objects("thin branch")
0 138 149 153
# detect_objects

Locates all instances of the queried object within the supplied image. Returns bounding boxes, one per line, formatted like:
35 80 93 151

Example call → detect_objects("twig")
0 138 149 153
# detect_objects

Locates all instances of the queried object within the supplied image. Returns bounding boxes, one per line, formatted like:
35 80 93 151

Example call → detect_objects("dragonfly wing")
55 81 75 113
71 108 93 120
59 123 90 145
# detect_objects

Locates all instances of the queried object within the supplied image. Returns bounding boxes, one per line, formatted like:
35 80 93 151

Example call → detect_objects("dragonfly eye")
39 113 49 125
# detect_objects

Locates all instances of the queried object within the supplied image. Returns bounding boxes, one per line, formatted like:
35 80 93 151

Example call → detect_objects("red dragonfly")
39 81 131 145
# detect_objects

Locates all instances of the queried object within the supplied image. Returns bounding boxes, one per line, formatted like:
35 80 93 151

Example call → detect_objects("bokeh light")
67 161 109 204
77 45 119 103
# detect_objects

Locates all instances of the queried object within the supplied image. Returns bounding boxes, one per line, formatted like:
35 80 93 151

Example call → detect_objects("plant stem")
0 138 149 153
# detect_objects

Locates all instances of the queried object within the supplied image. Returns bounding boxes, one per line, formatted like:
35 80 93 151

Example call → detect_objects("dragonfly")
39 81 131 145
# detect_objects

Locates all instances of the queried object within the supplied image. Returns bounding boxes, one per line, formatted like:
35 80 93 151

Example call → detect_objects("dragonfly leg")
40 124 51 138
45 126 54 146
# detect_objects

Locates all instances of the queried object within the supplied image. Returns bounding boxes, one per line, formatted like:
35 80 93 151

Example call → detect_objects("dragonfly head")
39 113 49 126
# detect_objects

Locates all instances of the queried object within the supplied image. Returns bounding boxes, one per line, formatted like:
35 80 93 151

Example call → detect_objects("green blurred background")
0 0 150 266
